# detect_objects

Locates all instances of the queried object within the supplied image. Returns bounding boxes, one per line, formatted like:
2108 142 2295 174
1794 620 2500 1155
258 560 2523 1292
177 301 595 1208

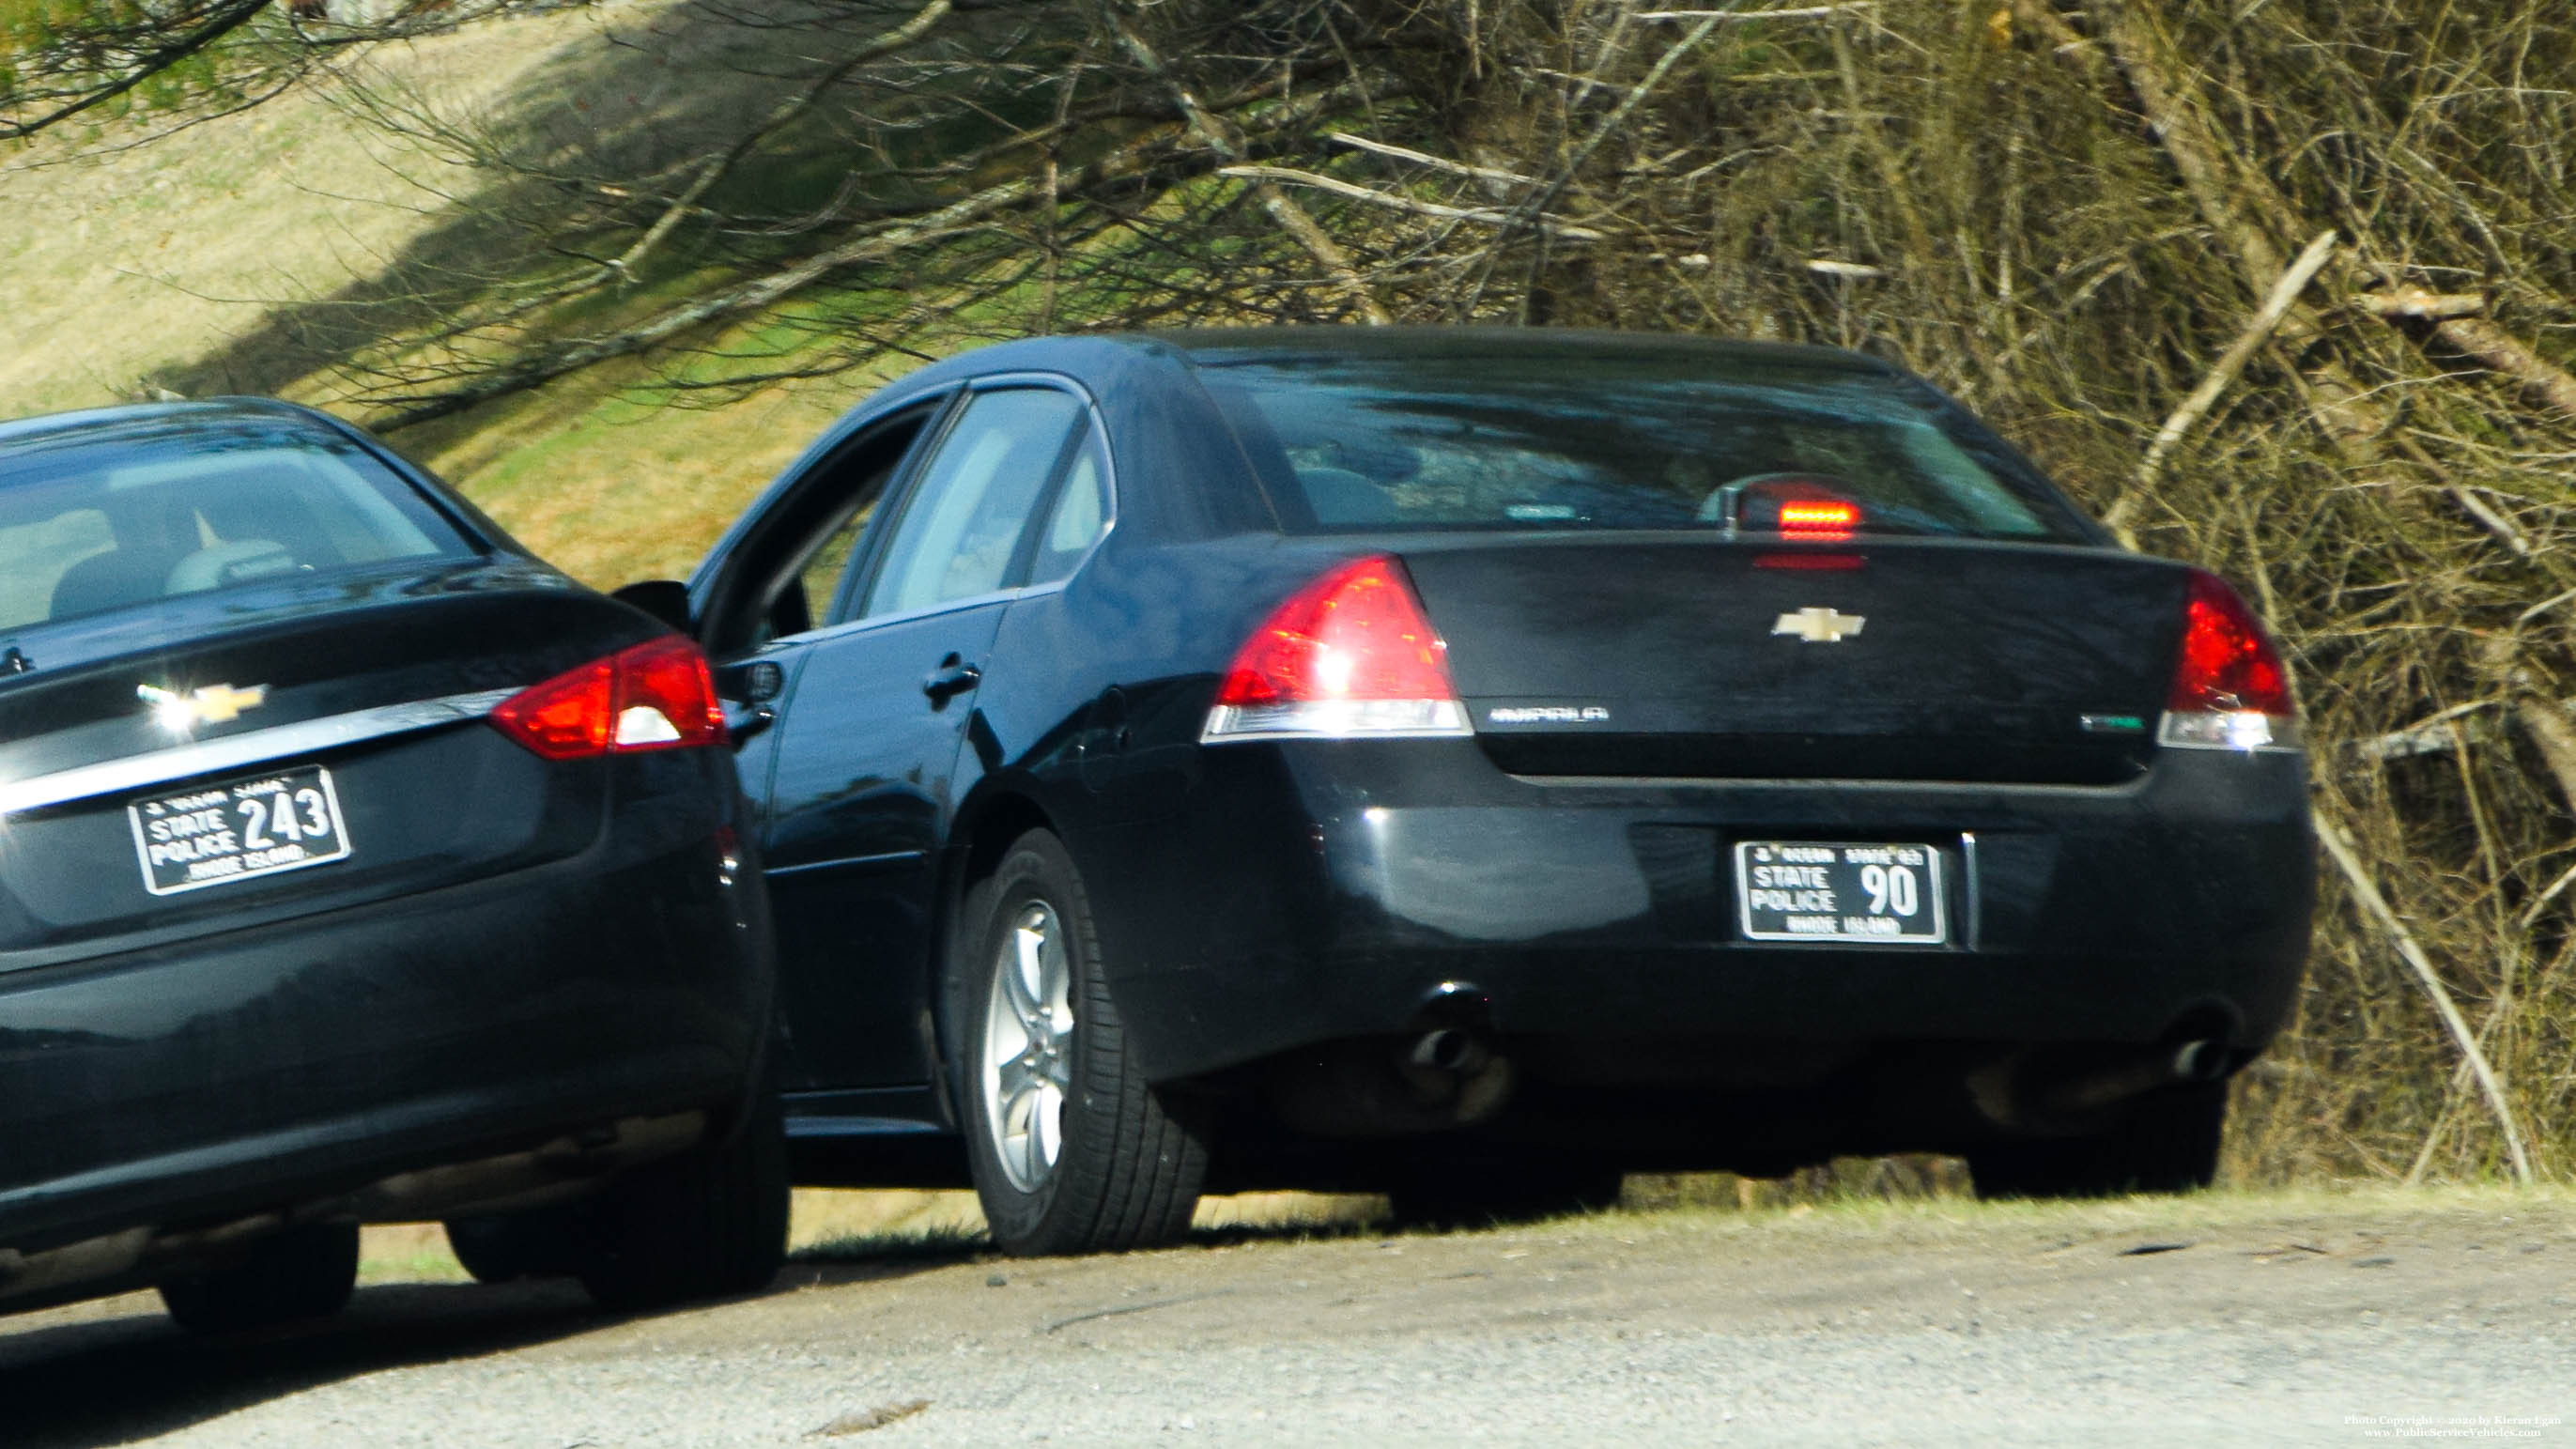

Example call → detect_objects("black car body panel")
0 399 774 1305
676 329 2311 1186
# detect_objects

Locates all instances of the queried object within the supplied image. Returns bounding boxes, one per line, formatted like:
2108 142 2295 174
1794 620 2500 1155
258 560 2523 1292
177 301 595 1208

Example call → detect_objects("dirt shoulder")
6 1186 2572 1446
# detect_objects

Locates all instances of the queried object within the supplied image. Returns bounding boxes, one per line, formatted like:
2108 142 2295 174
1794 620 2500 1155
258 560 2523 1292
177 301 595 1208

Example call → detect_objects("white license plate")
1735 840 1948 945
129 765 353 896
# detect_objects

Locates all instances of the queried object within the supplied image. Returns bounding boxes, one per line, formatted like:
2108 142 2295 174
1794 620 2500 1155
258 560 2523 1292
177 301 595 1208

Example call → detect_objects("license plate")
1735 840 1948 945
129 765 353 896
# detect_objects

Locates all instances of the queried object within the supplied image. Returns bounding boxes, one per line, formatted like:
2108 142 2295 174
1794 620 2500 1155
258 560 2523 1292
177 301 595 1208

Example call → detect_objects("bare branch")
1217 165 1606 240
1326 132 1536 187
2316 814 2536 1187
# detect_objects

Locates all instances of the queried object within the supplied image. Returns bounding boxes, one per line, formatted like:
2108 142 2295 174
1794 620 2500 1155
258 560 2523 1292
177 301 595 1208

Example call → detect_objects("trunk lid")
0 558 654 959
1400 537 2184 785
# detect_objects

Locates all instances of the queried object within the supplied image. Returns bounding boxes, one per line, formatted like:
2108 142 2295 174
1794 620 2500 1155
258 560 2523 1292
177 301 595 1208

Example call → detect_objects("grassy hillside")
0 0 880 588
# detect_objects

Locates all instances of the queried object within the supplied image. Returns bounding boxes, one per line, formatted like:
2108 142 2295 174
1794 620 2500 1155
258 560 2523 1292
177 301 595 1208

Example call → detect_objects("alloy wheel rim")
980 900 1074 1194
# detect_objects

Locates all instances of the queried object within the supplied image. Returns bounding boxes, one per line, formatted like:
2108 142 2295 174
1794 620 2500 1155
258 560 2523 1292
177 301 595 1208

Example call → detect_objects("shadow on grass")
150 0 1058 411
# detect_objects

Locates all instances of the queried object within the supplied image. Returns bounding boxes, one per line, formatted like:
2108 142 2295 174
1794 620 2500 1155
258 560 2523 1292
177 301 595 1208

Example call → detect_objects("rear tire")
955 829 1208 1256
576 1087 790 1312
1967 1083 2227 1200
1385 1160 1626 1230
159 1222 359 1335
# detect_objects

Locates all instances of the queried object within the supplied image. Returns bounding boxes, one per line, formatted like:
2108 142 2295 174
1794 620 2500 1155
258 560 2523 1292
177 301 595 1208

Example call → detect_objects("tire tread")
964 830 1206 1255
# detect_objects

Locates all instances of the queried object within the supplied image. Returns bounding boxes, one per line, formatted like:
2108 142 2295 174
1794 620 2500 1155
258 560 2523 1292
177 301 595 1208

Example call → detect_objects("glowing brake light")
1201 555 1471 743
2159 570 2300 751
489 636 727 760
1779 501 1860 539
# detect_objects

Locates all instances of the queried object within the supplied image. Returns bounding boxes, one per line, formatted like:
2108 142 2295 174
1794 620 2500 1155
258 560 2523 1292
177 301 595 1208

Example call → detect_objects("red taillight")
1202 555 1470 742
2161 570 2298 750
489 636 727 760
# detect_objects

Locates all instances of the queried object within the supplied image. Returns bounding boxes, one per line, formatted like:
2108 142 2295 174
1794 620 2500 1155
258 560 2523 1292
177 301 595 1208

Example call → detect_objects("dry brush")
39 0 2576 1183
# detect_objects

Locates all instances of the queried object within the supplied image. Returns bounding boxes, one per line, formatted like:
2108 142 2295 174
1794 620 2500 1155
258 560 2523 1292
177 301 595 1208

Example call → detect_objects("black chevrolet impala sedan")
0 400 783 1329
640 328 2311 1254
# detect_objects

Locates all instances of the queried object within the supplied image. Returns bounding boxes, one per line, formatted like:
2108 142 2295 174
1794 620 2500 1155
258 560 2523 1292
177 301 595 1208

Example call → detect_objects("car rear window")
1197 352 2091 542
0 418 471 630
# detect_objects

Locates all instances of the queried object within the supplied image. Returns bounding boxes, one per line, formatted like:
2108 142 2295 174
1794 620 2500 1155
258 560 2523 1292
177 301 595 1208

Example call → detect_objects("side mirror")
610 578 694 635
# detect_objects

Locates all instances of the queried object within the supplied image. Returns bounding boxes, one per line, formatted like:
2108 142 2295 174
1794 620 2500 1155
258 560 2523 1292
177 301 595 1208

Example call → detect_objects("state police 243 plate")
128 765 353 897
1735 840 1948 945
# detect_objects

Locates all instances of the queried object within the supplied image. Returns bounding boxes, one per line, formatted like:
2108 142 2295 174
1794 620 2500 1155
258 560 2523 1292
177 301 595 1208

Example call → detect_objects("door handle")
726 704 778 747
922 655 983 703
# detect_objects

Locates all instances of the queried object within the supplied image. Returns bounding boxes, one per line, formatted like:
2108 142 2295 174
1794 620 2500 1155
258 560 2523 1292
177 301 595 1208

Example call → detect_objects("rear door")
759 383 1091 1091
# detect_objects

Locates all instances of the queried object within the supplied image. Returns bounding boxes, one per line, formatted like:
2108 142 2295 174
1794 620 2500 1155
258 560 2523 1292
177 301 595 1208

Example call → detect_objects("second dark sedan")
0 399 785 1329
638 328 2312 1253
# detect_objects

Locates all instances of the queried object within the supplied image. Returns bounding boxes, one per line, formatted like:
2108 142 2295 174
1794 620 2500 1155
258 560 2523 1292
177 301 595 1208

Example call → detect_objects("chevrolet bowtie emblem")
1772 607 1866 643
140 682 270 732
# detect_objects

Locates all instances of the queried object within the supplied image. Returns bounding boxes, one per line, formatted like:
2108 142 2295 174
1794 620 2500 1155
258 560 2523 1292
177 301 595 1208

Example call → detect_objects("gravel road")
8 1188 2572 1447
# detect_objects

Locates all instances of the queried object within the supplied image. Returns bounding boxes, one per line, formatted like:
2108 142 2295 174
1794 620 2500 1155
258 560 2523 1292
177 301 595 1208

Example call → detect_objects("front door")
760 384 1091 1091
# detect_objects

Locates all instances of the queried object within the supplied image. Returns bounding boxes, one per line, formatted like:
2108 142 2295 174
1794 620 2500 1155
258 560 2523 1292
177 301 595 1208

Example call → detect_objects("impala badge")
1772 608 1866 643
141 682 270 732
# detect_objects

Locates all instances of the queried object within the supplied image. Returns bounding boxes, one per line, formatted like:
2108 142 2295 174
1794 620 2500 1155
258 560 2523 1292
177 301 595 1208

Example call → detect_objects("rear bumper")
0 801 773 1258
1088 739 2312 1082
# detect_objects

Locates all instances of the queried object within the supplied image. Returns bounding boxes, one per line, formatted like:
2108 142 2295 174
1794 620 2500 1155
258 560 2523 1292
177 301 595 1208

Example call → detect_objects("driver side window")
705 406 935 658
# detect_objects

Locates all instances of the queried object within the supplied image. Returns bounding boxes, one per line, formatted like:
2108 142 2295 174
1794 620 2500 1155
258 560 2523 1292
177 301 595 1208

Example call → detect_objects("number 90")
1860 864 1919 917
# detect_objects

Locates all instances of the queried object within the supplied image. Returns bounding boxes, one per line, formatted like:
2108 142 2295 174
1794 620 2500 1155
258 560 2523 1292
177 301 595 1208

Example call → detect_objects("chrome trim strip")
764 849 928 879
1959 830 1982 951
0 687 517 819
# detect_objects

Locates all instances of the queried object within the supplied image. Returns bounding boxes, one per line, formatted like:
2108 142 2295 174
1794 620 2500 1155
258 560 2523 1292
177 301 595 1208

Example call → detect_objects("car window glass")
708 408 934 656
1200 357 2086 543
1026 431 1109 588
799 502 876 624
0 508 115 632
862 388 1083 618
0 424 469 630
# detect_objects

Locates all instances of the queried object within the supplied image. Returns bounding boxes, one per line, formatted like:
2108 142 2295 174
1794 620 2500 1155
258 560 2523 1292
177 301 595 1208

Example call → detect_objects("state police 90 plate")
1735 840 1947 945
129 765 353 896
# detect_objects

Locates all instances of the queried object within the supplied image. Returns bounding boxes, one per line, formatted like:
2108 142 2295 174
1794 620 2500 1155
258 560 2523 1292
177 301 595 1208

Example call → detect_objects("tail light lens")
1201 554 1471 743
2159 570 2300 751
489 636 727 760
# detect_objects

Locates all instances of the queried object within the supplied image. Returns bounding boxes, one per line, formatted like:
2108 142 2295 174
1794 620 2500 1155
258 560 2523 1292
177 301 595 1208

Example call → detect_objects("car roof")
1129 325 1903 378
0 397 323 455
864 327 1907 405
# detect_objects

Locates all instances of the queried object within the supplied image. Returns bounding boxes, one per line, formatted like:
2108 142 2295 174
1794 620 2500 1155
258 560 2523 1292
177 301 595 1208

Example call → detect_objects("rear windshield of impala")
0 420 470 630
1200 354 2091 542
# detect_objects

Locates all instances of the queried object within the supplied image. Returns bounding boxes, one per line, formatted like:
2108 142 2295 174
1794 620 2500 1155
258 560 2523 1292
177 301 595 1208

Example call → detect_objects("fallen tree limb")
2420 316 2576 421
2314 811 2536 1186
1217 165 1605 240
1098 5 1391 324
1635 4 1877 19
2106 229 2339 533
2355 289 2489 321
2352 287 2576 420
1327 133 1535 188
364 123 1195 430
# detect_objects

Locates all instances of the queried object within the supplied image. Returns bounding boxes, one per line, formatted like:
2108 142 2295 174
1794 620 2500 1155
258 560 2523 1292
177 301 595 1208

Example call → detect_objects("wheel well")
926 794 1057 1117
955 794 1053 896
